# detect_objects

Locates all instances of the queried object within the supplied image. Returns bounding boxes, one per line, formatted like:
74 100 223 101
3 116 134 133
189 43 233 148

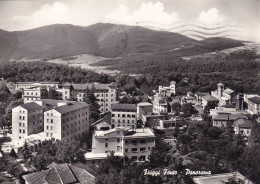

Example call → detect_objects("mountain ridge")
0 23 244 61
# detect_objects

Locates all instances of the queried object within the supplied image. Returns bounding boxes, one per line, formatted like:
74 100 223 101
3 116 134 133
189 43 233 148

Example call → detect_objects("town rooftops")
17 82 59 84
53 102 88 114
22 162 96 184
202 95 219 102
235 119 253 129
137 102 153 106
94 127 156 139
124 128 156 139
193 172 252 184
248 96 260 104
71 83 116 90
213 113 237 121
223 88 234 95
20 102 42 111
111 104 137 111
195 92 209 96
85 152 124 160
92 113 111 127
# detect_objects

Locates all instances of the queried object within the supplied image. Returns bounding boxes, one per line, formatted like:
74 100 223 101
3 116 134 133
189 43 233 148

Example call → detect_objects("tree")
83 86 101 123
224 174 246 184
181 103 198 117
171 102 181 114
9 148 17 159
21 141 32 161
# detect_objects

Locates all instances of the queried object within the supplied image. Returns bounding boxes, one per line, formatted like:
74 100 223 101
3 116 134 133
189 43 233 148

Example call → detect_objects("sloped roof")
92 113 111 126
213 113 237 121
223 88 234 95
248 96 260 104
54 102 88 114
137 102 153 106
20 102 42 111
111 104 137 111
22 163 96 184
202 95 219 102
71 83 116 90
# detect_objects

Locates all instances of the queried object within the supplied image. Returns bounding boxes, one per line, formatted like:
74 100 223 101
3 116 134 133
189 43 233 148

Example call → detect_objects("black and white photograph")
0 0 259 183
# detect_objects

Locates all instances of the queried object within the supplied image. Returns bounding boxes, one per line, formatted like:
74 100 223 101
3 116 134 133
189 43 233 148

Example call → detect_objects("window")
47 126 49 130
122 114 126 118
125 149 128 152
105 143 108 147
131 148 138 152
105 138 108 141
125 140 128 144
23 130 25 133
19 129 21 133
132 115 135 118
132 140 137 144
117 138 120 143
117 131 120 135
140 139 146 144
46 133 49 137
19 122 21 126
140 147 146 152
51 126 53 131
19 116 22 120
118 114 120 117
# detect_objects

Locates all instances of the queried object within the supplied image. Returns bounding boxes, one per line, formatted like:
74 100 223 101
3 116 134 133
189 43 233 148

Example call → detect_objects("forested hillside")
0 62 114 84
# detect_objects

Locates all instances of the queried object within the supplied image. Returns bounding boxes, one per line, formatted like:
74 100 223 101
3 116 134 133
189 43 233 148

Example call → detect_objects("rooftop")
248 96 260 104
111 104 137 111
71 83 116 90
85 152 124 160
124 128 156 139
213 113 237 121
202 95 219 102
53 102 88 114
193 172 252 184
22 162 96 184
223 88 235 95
20 102 42 111
137 102 153 106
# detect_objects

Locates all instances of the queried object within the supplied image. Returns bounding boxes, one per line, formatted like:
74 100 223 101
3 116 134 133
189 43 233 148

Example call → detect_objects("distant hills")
0 23 245 61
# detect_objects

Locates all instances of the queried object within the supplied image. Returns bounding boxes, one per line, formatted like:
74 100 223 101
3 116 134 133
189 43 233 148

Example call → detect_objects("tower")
217 83 224 99
170 81 176 95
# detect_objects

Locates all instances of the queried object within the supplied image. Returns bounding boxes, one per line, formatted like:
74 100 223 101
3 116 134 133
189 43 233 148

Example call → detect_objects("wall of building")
111 110 137 129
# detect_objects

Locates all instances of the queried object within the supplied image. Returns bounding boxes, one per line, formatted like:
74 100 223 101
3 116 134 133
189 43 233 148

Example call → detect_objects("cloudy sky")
0 0 259 41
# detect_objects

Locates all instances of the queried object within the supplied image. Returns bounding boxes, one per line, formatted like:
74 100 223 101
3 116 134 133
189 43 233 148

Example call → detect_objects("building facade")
44 102 89 142
86 127 156 162
12 102 43 142
137 102 153 120
111 104 137 129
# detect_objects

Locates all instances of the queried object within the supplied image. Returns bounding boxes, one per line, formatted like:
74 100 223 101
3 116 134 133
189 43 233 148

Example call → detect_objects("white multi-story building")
153 94 168 114
85 127 156 162
158 81 176 96
62 83 117 113
44 102 89 142
111 104 137 129
15 82 59 90
137 102 153 120
12 102 43 142
23 86 57 103
246 96 260 115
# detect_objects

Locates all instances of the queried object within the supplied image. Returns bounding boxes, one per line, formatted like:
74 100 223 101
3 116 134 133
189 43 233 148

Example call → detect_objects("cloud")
12 2 71 30
197 8 226 24
105 2 181 26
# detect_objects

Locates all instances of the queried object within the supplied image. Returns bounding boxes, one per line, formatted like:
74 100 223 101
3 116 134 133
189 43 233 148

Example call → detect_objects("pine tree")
21 141 32 160
9 148 17 159
83 86 101 123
